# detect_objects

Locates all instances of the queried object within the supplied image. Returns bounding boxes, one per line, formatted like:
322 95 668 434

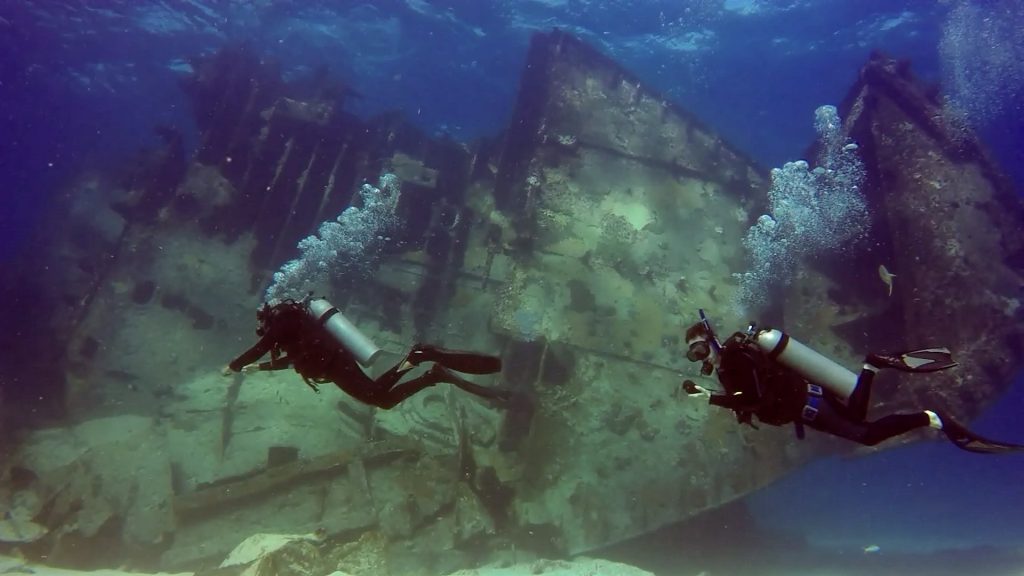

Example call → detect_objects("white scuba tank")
307 298 383 367
750 328 858 401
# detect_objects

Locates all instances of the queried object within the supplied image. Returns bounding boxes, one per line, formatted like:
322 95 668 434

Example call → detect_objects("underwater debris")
174 440 418 521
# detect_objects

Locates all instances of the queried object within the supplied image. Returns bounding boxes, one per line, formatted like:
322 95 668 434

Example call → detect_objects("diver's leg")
430 365 513 403
807 394 1023 452
376 365 511 409
839 348 958 420
327 357 409 407
227 335 275 372
844 364 879 422
805 398 925 446
929 410 1024 454
805 399 873 444
373 365 450 409
858 413 933 446
866 348 958 373
374 359 415 389
841 410 1024 451
405 344 502 374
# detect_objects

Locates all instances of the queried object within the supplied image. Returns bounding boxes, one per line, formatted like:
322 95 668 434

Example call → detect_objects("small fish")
878 264 896 297
863 544 881 554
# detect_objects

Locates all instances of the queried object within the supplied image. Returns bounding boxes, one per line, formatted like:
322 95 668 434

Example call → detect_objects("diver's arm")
683 380 758 409
256 354 293 371
683 381 760 428
709 392 757 410
702 388 761 427
684 379 765 409
682 380 712 398
227 336 275 372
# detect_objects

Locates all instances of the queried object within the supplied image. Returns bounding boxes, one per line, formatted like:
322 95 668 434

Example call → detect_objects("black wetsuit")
709 333 931 446
229 300 507 409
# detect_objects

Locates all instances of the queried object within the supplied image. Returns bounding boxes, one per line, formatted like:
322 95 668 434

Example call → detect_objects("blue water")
4 1 1021 255
750 374 1024 553
2 0 1023 571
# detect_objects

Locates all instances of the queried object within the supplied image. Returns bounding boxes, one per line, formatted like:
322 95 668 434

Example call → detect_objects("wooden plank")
173 440 418 521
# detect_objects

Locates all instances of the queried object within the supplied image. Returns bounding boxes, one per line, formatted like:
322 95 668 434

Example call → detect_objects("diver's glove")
682 379 712 399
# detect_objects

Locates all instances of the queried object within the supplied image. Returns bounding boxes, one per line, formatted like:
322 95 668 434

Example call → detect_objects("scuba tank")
749 328 857 401
307 298 383 367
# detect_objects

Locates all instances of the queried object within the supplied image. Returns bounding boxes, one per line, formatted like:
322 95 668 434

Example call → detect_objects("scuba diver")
224 297 510 409
681 310 1024 454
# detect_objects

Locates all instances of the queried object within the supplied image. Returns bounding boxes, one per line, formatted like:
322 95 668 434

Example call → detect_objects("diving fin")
867 347 958 373
408 344 502 374
937 411 1024 454
430 365 513 405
